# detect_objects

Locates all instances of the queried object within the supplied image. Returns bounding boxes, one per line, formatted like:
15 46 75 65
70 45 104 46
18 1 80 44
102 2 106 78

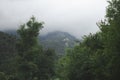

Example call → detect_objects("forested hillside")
5 30 77 55
0 31 17 57
0 32 17 75
40 31 77 55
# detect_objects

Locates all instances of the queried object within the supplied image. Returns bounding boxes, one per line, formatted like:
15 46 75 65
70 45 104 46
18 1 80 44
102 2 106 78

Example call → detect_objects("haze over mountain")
0 0 107 39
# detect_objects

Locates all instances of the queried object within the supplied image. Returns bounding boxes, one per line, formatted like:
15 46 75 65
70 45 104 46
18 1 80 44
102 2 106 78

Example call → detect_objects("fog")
0 0 107 38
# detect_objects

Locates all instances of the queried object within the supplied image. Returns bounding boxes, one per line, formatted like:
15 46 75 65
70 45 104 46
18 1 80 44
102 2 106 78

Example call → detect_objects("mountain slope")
0 31 17 69
39 31 77 55
3 30 77 55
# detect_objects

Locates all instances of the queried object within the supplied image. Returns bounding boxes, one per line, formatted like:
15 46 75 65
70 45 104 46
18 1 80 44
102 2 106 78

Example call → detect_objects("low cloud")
0 0 107 38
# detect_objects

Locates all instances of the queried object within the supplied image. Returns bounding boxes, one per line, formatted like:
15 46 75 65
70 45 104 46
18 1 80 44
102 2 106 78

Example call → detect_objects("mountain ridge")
3 30 77 55
40 31 77 55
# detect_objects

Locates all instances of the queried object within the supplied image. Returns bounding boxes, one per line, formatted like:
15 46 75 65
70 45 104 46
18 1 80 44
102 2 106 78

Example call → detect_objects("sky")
0 0 108 38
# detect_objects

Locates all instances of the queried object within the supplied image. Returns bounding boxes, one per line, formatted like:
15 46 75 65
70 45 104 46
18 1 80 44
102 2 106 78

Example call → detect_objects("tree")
57 33 105 80
35 49 56 80
98 0 120 79
17 16 43 57
15 16 56 80
16 16 44 80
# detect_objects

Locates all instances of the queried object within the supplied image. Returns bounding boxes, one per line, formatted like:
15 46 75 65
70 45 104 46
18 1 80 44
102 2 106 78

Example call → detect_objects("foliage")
56 0 120 80
56 33 106 80
98 0 120 80
40 31 77 55
1 0 120 80
0 31 17 75
0 72 7 80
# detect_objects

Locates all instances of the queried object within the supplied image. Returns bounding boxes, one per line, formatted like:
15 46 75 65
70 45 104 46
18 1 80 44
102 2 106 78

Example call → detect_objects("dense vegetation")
0 0 120 80
0 32 17 75
40 31 76 55
4 30 77 56
56 0 120 80
0 17 56 80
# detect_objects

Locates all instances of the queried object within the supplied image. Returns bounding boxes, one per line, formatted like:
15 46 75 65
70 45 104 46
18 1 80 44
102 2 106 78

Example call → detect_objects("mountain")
0 31 17 56
39 31 77 55
0 31 17 68
3 30 78 55
4 30 18 36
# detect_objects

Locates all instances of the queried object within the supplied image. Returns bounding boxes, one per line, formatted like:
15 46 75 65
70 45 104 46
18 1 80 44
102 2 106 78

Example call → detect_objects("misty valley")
0 0 120 80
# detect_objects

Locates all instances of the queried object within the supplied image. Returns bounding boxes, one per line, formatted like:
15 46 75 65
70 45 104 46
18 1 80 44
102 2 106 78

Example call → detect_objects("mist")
0 0 107 38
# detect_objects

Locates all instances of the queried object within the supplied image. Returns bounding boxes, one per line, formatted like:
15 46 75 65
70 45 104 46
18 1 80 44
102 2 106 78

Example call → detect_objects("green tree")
16 16 44 80
98 0 120 79
15 16 56 80
35 49 56 80
57 33 105 80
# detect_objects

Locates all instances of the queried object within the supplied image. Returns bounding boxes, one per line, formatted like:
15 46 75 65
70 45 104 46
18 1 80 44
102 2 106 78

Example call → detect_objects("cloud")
0 0 107 38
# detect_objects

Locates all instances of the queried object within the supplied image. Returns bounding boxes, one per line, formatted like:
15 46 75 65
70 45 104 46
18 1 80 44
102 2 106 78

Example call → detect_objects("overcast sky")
0 0 108 38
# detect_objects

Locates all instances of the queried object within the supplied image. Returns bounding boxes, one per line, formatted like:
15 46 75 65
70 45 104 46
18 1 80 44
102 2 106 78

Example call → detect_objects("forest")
0 0 120 80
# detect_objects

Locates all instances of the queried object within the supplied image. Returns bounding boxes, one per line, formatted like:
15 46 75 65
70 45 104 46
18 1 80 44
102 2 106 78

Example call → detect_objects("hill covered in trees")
0 32 17 75
40 31 77 55
4 30 77 55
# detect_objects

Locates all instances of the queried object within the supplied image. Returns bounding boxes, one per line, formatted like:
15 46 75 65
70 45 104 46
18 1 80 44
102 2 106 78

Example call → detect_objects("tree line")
56 0 120 80
0 17 56 80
